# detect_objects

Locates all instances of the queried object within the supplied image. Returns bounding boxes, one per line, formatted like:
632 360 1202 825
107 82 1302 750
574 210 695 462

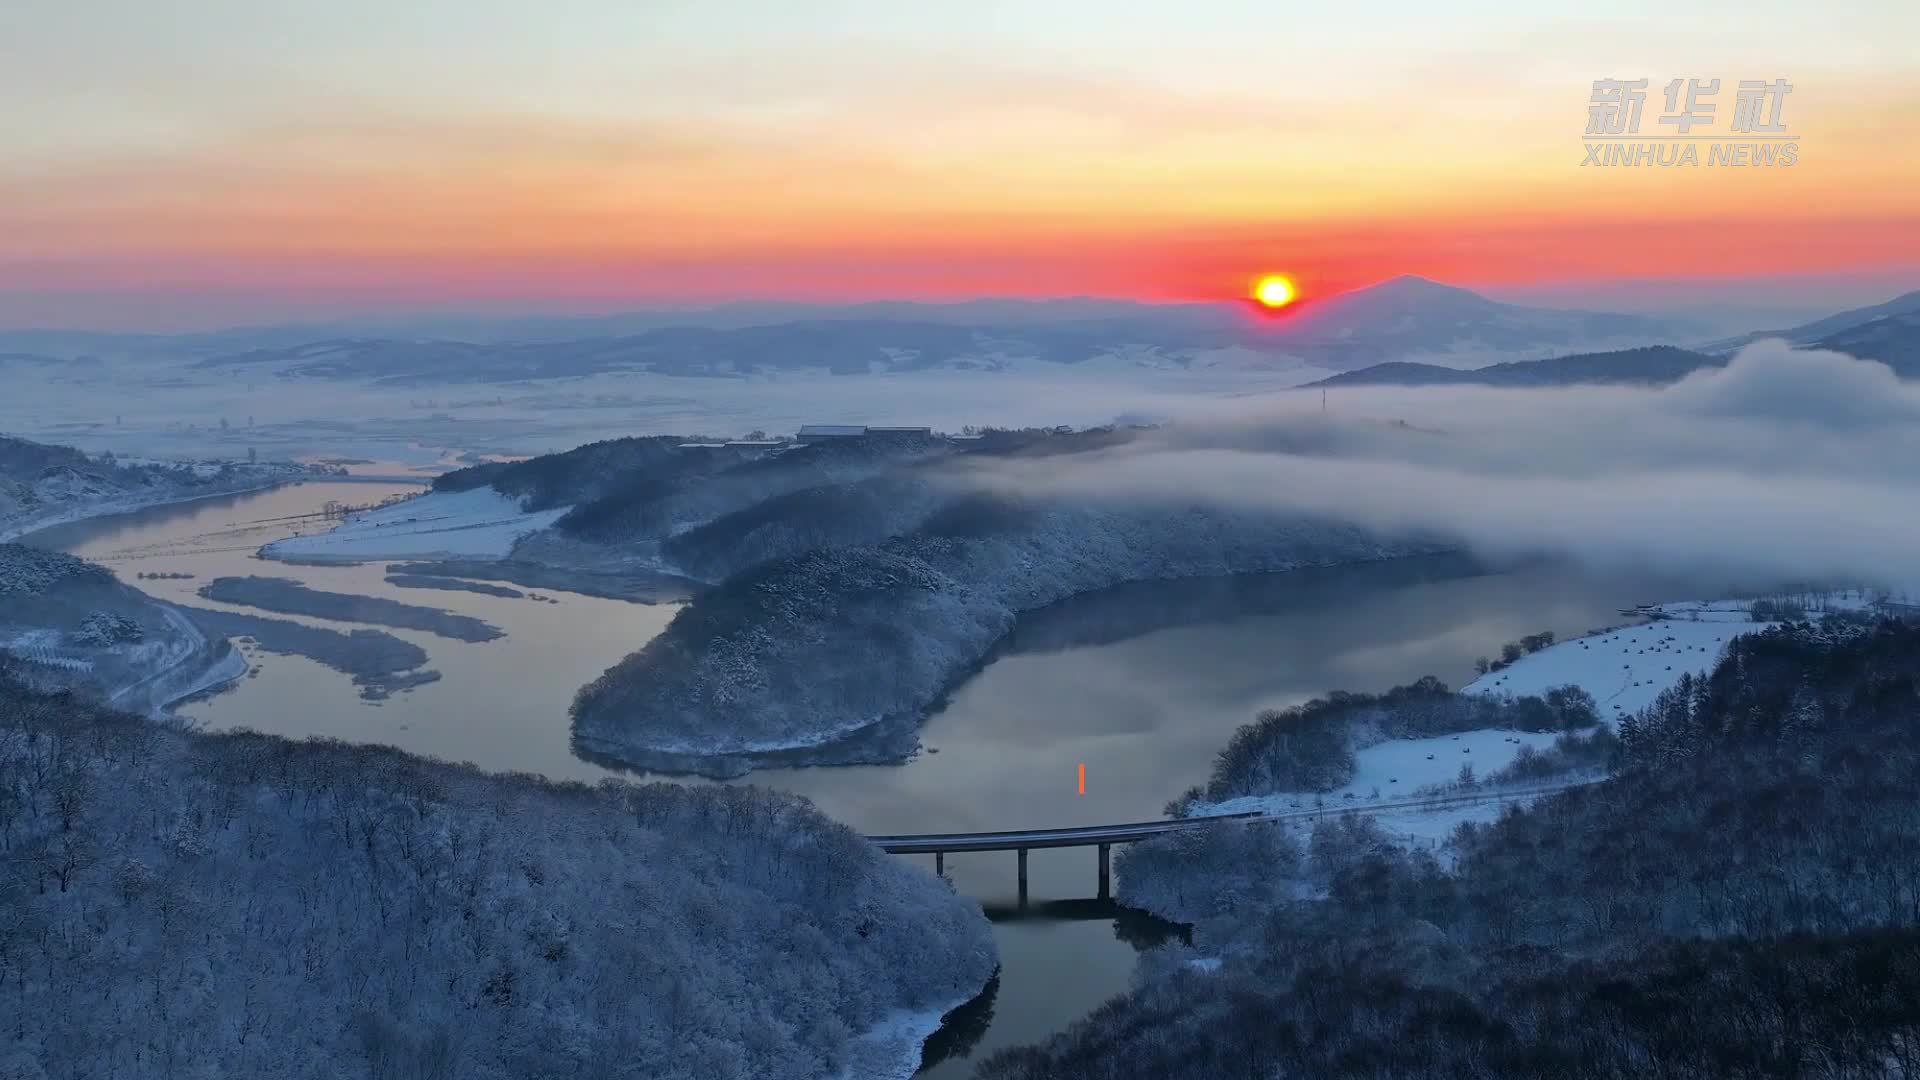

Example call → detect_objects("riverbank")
2 474 299 544
572 526 1446 775
841 978 1000 1080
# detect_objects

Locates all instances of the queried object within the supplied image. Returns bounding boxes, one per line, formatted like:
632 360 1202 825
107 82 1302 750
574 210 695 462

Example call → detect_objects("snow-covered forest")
0 544 112 597
0 434 307 541
431 431 950 549
0 544 235 714
572 500 1434 774
296 426 1448 775
1163 676 1601 811
0 667 996 1080
983 617 1920 1077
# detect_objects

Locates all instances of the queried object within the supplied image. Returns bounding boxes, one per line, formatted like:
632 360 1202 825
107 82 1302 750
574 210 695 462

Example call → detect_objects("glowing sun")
1252 274 1298 309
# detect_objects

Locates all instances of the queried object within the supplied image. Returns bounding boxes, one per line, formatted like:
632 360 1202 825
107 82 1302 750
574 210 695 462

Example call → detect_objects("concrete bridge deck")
866 777 1595 903
867 813 1262 901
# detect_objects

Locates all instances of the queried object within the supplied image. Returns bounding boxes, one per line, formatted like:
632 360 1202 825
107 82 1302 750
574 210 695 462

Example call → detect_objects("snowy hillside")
1199 728 1568 816
1465 617 1770 725
0 544 238 714
572 502 1437 775
1040 620 1920 1079
1182 604 1781 841
0 675 997 1080
0 433 306 541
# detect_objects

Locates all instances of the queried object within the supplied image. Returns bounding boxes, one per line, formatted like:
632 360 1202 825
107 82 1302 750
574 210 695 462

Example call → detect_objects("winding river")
27 481 1688 1076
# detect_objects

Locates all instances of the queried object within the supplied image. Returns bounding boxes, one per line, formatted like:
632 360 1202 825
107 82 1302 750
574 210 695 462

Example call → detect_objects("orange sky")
2 2 1916 326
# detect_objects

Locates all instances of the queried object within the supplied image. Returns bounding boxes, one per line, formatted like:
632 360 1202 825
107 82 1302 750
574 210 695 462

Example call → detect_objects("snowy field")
262 487 568 562
1192 606 1780 840
1213 591 1873 818
1200 728 1568 820
1464 617 1772 724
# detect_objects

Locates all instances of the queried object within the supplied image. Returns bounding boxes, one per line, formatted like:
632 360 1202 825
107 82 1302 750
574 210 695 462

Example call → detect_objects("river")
27 481 1690 1076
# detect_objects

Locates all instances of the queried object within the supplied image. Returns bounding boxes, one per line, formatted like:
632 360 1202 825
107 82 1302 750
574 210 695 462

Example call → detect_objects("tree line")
0 661 994 1080
982 618 1920 1078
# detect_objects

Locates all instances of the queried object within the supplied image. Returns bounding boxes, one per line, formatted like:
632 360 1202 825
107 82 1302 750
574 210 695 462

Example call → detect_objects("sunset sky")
3 0 1916 328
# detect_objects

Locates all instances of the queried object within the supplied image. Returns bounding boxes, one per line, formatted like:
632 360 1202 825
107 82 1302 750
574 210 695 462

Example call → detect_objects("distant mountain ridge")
18 278 1914 389
1306 297 1920 389
1701 288 1920 352
1806 312 1920 372
1271 275 1680 363
1304 346 1726 389
188 317 1246 383
163 277 1689 385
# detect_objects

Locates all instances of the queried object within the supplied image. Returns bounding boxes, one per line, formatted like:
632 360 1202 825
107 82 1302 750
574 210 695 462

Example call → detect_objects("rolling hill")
172 279 1688 384
1304 346 1724 389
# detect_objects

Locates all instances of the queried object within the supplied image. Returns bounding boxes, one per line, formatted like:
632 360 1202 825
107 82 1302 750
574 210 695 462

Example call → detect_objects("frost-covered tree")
996 619 1920 1080
0 667 995 1080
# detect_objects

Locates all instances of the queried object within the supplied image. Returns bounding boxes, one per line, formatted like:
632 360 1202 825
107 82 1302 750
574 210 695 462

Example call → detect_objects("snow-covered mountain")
159 280 1687 385
1305 345 1726 389
1300 288 1920 389
1265 275 1683 368
1808 312 1920 372
1699 288 1920 353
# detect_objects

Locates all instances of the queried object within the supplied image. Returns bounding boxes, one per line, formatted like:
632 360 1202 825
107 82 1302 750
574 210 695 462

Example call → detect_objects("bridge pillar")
935 851 944 878
1097 843 1111 899
1017 848 1028 909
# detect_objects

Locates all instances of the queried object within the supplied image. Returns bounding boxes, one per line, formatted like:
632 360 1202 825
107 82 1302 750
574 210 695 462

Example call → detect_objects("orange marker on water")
1077 762 1085 795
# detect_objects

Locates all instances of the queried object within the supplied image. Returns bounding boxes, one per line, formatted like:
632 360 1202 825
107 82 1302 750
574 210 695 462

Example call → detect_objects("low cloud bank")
949 342 1920 588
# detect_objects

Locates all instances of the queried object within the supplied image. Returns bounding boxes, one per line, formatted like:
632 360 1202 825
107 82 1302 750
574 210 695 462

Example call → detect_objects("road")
867 775 1600 854
107 603 245 715
868 814 1264 853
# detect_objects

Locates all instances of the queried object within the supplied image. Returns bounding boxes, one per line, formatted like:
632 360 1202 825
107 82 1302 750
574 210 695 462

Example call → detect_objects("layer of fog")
0 352 1322 463
948 342 1920 589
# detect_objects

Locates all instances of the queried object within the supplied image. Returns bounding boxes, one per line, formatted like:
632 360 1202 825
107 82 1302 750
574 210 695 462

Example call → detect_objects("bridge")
867 777 1597 905
866 814 1261 903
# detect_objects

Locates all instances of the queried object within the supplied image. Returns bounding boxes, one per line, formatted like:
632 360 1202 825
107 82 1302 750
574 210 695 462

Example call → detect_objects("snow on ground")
1201 729 1567 821
143 635 249 715
1190 778 1599 868
1366 798 1531 849
1649 599 1778 622
833 990 980 1080
262 487 568 562
1338 729 1562 798
1189 604 1781 846
1655 587 1917 621
1464 617 1772 725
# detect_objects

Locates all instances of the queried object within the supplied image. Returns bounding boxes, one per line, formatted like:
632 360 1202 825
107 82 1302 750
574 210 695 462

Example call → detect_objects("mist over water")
948 343 1920 588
